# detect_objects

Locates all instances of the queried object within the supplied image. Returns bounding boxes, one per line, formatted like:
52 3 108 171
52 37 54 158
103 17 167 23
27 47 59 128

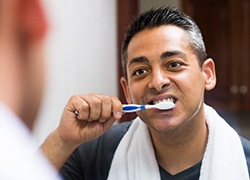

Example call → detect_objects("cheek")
24 42 45 118
180 71 205 102
128 86 138 103
32 53 45 99
173 70 205 102
177 69 204 88
128 81 147 104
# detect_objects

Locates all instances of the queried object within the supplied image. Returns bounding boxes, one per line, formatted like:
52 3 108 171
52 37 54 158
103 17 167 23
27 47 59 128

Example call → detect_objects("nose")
148 68 171 91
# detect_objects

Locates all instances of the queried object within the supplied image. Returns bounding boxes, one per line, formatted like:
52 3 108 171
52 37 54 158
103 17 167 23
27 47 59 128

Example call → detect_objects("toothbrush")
122 101 175 113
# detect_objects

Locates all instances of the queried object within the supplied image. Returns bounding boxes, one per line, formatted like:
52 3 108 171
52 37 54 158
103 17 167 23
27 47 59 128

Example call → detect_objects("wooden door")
117 0 138 121
182 0 250 111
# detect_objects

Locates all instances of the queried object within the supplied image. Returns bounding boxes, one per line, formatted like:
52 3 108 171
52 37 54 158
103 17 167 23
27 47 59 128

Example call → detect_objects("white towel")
107 104 249 180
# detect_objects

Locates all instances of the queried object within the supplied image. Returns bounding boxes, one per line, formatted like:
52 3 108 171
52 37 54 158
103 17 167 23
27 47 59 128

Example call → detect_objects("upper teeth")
153 98 175 104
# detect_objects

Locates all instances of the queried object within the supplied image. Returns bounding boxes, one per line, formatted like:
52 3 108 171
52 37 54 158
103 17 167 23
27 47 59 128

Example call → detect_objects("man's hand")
41 94 123 170
58 93 122 147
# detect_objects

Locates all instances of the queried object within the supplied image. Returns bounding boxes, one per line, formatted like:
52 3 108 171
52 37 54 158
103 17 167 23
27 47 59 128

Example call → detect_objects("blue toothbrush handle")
122 104 146 113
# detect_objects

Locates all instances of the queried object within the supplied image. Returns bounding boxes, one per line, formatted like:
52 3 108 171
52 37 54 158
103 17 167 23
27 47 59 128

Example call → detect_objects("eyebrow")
128 56 149 68
160 50 185 59
128 50 187 68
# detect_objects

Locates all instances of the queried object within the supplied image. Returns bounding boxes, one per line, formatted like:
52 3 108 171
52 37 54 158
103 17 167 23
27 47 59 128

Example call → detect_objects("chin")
147 117 180 133
21 98 41 130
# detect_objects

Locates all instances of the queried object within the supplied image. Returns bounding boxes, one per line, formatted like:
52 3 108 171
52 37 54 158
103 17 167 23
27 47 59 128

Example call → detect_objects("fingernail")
115 112 122 119
99 119 106 123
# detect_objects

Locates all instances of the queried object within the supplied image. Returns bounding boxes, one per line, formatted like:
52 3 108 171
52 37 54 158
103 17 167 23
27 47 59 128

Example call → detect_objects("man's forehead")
126 25 189 61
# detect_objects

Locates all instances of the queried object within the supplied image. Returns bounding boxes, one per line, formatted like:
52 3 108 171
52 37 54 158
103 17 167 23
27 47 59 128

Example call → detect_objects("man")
42 7 250 179
0 0 58 179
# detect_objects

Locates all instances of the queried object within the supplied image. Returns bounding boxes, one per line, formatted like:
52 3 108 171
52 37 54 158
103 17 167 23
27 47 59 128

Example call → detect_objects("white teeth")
153 98 175 104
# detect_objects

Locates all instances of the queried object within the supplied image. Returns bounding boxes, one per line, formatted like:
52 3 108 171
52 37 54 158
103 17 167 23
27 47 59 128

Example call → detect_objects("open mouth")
148 97 177 105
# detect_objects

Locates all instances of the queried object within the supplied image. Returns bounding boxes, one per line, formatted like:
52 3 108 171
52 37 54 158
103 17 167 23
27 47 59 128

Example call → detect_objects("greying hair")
121 7 207 79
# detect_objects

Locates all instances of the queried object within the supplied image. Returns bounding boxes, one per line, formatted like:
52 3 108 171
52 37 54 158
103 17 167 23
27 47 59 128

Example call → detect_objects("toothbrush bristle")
156 102 175 110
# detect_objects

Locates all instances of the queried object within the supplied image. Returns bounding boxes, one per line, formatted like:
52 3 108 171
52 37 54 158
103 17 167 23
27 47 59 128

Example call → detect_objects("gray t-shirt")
60 121 250 180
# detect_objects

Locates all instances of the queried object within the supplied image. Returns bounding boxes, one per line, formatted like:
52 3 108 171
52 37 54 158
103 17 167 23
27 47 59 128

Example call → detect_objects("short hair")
121 7 207 79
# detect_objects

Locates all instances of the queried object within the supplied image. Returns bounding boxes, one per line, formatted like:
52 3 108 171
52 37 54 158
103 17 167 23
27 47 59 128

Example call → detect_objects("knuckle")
102 96 112 105
81 103 89 111
111 96 122 107
111 96 118 100
91 98 102 107
69 94 78 102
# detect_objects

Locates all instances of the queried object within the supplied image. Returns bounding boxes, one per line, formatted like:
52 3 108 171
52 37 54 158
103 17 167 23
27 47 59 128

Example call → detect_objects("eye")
168 62 181 68
132 68 148 76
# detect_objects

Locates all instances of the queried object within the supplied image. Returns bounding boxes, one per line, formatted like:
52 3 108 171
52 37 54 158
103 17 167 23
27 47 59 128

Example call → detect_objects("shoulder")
78 121 132 177
101 120 132 140
240 136 250 173
60 121 132 179
240 136 250 158
82 121 132 151
241 136 250 145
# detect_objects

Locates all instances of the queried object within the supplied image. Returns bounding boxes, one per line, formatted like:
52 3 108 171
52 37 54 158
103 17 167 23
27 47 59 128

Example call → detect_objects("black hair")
121 6 207 79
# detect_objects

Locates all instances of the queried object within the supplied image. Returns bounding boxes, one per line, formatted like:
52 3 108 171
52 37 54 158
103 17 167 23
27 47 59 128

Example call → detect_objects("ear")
21 0 47 40
202 58 216 91
120 77 133 104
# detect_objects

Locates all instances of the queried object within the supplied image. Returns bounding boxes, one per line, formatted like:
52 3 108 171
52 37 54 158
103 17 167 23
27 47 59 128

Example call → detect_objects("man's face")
121 25 214 133
19 0 47 129
21 40 45 129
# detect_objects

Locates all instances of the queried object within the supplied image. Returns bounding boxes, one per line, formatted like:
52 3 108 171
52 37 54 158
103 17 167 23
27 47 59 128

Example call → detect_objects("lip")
152 107 174 113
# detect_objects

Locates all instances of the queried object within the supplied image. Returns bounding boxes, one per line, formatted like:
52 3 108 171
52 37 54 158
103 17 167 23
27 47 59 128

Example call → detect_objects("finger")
94 94 112 123
111 96 123 120
103 116 117 131
80 94 102 121
69 95 90 120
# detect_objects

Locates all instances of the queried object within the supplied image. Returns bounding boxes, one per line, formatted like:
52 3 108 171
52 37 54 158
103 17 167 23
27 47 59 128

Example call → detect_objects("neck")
150 114 208 175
